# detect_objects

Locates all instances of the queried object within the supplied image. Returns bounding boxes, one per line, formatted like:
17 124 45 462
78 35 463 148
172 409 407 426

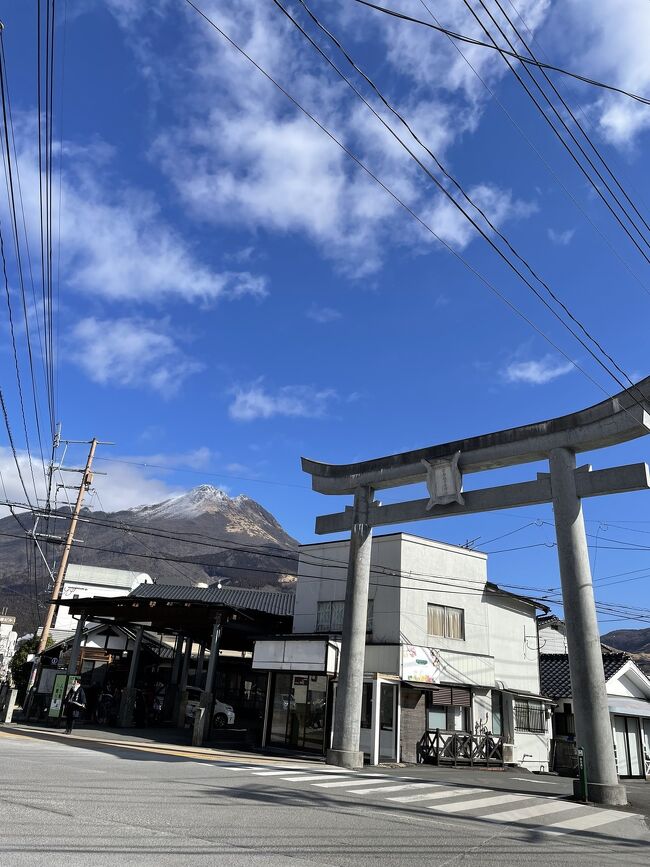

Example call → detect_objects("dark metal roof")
540 652 629 699
129 582 295 617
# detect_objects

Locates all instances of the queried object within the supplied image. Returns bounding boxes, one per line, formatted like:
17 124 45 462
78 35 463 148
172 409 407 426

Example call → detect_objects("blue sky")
2 0 650 630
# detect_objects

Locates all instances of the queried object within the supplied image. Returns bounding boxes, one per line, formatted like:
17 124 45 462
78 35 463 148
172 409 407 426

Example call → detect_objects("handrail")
416 728 505 767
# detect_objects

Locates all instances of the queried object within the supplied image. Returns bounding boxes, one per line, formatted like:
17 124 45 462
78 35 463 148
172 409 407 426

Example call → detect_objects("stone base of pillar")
326 748 364 769
192 691 213 746
1 688 18 723
177 690 189 728
573 779 627 805
118 688 137 727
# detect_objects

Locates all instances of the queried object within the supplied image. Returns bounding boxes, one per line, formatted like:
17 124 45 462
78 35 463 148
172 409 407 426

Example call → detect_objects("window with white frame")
514 699 545 733
427 603 465 640
316 600 373 633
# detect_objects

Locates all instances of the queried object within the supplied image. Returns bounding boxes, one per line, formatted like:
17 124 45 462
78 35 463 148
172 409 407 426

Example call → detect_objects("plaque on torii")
302 378 650 804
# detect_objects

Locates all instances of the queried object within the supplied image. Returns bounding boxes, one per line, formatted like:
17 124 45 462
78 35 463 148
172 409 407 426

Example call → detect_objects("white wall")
53 574 152 632
489 596 542 694
538 622 568 654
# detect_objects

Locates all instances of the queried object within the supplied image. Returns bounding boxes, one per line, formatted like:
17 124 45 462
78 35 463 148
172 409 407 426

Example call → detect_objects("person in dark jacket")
64 679 86 734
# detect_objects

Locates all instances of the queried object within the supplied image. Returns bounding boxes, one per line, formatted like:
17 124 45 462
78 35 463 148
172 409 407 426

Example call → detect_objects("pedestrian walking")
63 678 86 734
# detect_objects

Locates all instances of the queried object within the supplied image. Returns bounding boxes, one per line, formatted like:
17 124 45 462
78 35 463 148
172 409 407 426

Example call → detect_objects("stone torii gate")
302 378 650 805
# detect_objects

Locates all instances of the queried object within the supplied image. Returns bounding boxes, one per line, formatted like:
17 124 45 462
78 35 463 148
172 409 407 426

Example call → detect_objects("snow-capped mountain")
0 485 299 633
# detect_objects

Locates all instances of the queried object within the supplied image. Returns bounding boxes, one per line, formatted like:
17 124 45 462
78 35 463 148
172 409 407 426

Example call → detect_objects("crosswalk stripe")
282 774 342 783
389 787 486 804
311 777 391 790
429 793 532 814
479 799 576 824
253 770 305 776
312 777 375 788
545 810 633 832
345 783 436 795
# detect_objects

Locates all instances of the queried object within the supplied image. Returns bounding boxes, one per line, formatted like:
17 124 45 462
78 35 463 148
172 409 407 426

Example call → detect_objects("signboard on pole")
401 645 441 684
48 673 69 719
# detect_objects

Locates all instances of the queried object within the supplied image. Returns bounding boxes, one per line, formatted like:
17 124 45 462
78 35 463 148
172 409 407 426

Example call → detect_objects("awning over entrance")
608 696 650 718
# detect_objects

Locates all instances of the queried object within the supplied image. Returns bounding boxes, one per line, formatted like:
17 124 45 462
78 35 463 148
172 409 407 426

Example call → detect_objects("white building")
0 614 17 681
253 533 552 768
539 617 650 779
51 564 153 640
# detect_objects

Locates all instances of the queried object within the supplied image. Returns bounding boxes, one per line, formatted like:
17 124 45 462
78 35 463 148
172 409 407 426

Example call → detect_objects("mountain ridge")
0 485 299 635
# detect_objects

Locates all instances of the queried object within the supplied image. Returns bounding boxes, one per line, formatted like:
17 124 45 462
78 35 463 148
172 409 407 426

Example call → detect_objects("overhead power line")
352 0 650 106
463 0 650 269
277 0 643 406
182 0 641 411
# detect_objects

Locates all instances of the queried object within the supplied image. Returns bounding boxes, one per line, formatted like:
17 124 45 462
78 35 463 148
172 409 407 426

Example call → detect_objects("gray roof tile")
129 582 294 617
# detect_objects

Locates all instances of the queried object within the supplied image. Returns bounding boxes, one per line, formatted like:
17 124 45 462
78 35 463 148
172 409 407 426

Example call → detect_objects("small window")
427 603 465 640
360 683 373 729
316 600 373 633
514 699 545 733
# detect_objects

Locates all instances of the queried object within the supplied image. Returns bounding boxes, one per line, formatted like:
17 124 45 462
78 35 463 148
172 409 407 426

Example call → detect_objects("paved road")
1 726 649 866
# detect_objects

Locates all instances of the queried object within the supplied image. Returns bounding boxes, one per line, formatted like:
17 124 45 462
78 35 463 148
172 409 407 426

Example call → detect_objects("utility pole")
36 438 99 654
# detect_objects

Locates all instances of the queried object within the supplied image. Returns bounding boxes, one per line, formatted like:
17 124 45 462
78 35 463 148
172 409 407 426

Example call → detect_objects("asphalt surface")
1 724 649 866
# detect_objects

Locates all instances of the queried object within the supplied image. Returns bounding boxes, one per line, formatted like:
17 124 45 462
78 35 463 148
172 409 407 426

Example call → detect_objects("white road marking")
545 810 635 832
282 774 342 782
315 777 388 793
480 799 577 824
389 787 486 803
312 777 376 788
511 777 558 785
252 769 306 776
429 793 532 814
345 783 436 795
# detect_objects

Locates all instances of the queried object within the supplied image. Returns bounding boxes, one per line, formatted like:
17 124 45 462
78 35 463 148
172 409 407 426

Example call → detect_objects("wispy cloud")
307 305 342 324
228 381 337 421
68 317 203 396
502 355 574 385
12 119 268 307
547 227 575 246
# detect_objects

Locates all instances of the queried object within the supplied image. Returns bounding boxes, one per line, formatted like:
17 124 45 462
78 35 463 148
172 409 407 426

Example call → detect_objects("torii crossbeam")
302 377 650 805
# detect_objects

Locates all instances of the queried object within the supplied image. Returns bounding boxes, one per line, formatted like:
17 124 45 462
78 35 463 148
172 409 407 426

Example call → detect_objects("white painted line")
389 787 486 804
545 810 635 833
253 770 304 776
346 783 436 795
429 793 532 814
511 777 558 785
312 777 377 788
480 799 576 824
282 774 345 782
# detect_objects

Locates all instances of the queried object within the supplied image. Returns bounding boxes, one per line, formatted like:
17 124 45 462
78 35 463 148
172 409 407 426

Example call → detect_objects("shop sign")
48 673 69 718
402 645 441 684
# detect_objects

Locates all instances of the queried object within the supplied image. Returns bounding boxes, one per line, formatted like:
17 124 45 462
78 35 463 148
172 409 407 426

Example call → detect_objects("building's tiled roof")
537 614 562 626
129 582 295 617
540 652 629 699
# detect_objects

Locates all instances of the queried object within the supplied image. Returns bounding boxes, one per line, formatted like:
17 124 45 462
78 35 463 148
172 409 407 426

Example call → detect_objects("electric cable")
280 0 643 402
181 0 639 411
352 0 650 106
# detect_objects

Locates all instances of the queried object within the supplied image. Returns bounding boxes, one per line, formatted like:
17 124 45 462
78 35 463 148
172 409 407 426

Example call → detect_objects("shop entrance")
613 715 645 777
269 673 328 752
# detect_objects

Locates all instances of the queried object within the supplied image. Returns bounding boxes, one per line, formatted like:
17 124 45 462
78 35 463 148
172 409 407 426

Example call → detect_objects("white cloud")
548 228 575 246
502 355 574 385
0 445 185 515
228 381 338 421
421 184 536 249
10 120 268 307
546 0 650 147
307 305 341 323
102 0 537 276
68 317 203 395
